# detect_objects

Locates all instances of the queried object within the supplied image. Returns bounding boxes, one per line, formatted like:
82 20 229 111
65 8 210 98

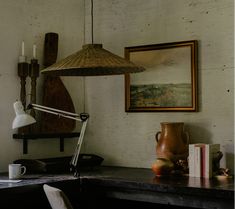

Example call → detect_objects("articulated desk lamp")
12 100 89 175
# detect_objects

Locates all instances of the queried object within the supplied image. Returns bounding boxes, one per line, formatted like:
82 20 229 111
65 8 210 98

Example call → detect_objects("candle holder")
18 57 29 109
18 41 28 110
29 59 39 118
17 56 29 134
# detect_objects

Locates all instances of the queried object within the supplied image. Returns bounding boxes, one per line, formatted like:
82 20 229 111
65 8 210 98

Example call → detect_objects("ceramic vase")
156 122 189 162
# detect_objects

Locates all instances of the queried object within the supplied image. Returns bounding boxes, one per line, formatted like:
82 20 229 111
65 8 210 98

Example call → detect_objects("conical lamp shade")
12 114 36 129
12 101 36 129
41 44 145 76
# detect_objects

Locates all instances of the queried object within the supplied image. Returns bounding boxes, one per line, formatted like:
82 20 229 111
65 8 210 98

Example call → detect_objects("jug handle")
183 131 189 144
155 131 161 142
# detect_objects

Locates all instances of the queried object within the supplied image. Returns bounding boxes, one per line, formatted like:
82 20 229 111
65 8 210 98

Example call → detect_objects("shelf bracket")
60 137 64 152
23 139 28 154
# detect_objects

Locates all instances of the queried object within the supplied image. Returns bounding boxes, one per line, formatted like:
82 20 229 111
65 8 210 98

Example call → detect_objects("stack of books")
189 144 220 178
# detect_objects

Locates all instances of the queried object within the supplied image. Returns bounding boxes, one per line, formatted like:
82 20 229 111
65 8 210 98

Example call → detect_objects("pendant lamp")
41 0 145 76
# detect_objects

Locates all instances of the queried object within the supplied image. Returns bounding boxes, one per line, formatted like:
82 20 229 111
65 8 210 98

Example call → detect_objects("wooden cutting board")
40 33 76 133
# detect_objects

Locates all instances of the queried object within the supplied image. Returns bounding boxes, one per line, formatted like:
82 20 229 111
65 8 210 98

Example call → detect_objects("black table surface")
0 173 77 190
80 166 234 199
80 166 234 209
0 166 233 209
0 166 233 196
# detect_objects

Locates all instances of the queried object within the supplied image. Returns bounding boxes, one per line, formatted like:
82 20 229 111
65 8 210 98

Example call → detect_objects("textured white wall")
0 0 233 175
0 0 84 171
83 0 234 173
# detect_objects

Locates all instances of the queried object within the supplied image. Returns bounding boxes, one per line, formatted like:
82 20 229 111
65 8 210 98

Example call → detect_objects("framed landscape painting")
125 40 198 112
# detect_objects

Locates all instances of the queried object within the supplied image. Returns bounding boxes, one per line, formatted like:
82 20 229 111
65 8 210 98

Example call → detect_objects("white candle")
33 44 36 59
21 41 25 56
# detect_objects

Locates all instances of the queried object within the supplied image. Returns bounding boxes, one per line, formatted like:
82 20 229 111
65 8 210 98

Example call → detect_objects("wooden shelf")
13 132 80 154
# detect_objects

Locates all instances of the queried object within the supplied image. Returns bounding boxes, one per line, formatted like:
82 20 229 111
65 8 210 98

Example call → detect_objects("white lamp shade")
12 101 36 129
12 114 36 129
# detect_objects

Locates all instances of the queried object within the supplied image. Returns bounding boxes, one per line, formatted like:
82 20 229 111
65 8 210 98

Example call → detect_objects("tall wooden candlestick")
18 57 28 110
29 59 39 118
18 46 29 134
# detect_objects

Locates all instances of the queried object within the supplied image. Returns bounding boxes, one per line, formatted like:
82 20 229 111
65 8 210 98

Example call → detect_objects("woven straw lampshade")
41 44 145 76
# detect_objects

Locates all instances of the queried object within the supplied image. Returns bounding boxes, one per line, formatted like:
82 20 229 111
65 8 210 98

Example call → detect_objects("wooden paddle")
40 33 76 133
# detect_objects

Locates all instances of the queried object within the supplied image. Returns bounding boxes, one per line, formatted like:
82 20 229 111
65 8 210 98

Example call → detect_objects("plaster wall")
0 0 233 175
83 0 234 174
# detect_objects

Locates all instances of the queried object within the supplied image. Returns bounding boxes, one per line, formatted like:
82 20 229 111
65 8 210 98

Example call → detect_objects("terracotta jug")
156 122 189 162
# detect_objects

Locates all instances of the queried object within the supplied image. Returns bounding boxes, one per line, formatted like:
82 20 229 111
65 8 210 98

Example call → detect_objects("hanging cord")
91 0 94 44
83 0 86 45
83 77 86 113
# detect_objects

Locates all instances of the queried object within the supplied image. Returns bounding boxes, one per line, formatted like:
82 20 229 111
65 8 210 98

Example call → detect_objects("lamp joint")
80 113 89 121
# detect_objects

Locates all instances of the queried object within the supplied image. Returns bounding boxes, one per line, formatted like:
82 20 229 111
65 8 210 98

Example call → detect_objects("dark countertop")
0 166 233 209
80 166 234 199
0 166 233 196
0 173 78 190
79 166 234 209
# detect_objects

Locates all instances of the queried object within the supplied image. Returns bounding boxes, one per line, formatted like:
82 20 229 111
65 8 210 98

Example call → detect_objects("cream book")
189 143 203 177
188 144 195 177
194 146 201 178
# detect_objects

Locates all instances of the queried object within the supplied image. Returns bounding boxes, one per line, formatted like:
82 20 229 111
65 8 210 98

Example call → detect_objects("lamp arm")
70 119 88 168
29 103 80 117
31 103 89 173
31 103 90 172
31 106 83 122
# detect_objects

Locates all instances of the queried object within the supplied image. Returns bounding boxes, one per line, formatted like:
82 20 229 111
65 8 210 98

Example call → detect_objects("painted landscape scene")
130 83 192 107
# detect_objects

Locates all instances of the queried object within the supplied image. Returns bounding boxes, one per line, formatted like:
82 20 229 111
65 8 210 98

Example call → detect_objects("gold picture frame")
125 40 198 112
